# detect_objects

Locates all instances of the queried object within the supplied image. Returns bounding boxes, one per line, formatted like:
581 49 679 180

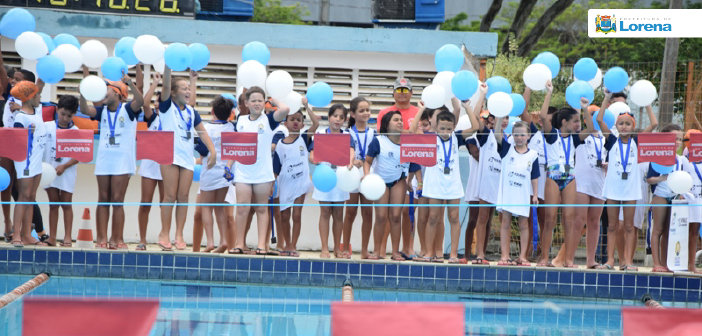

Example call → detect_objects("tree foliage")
252 0 310 25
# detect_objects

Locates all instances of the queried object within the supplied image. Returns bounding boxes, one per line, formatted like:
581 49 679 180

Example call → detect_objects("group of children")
0 54 700 272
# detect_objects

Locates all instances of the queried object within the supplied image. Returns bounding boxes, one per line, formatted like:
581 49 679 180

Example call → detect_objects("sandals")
363 254 379 260
431 256 444 263
157 241 173 251
4 230 13 243
413 256 431 262
448 257 467 264
471 258 490 265
173 241 187 251
255 248 267 256
622 265 638 271
228 248 244 254
399 252 414 261
38 234 50 243
392 254 406 262
652 266 673 273
11 240 23 247
60 241 73 247
596 264 613 270
536 262 555 267
282 251 300 257
514 259 531 267
320 252 332 258
135 244 146 251
267 248 281 256
498 259 517 266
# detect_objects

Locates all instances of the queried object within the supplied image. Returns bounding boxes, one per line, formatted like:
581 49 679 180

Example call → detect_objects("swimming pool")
1 274 685 336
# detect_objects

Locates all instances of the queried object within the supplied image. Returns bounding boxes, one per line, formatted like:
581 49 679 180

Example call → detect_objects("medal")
596 159 602 167
564 164 571 172
558 130 571 174
105 103 122 146
593 135 603 168
109 136 116 145
440 135 453 176
621 172 629 180
176 104 193 140
185 131 191 140
444 167 450 175
23 169 29 176
618 138 631 181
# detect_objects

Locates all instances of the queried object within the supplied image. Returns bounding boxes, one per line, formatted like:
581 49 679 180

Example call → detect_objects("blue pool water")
1 275 698 335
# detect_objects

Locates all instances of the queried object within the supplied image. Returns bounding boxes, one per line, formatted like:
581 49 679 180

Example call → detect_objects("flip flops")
413 256 431 262
596 264 613 270
652 266 672 273
267 248 282 256
60 241 73 247
255 248 267 256
228 248 244 254
399 252 414 261
471 258 490 265
173 241 187 251
536 262 556 267
448 257 467 264
4 230 13 243
498 259 517 266
135 244 146 251
158 241 173 251
11 240 23 247
431 256 444 263
622 265 638 271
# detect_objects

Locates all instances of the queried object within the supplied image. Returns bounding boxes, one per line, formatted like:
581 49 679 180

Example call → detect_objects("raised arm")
473 82 488 130
450 97 461 121
124 72 144 112
409 101 426 134
189 70 198 107
136 64 144 94
539 80 554 134
642 104 658 133
460 100 480 138
161 66 172 102
0 37 8 96
142 72 161 120
78 94 98 118
493 116 504 144
303 97 319 135
270 98 290 122
578 97 595 140
520 86 532 123
596 91 612 138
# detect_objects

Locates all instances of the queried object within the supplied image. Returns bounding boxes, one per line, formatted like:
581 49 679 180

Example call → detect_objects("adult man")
376 78 418 131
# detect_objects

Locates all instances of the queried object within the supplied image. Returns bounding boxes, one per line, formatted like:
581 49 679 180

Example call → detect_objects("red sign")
0 128 28 161
622 307 702 336
637 133 676 165
400 134 437 166
56 129 94 163
689 132 702 163
331 302 464 336
136 131 174 165
313 133 351 166
221 132 258 165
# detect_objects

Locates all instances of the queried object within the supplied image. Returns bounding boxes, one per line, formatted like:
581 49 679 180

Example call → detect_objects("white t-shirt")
602 134 641 201
13 111 47 179
93 102 140 175
496 139 540 218
199 121 235 192
158 98 198 171
476 127 502 204
43 121 79 193
422 132 466 200
347 126 375 194
310 128 355 202
273 134 312 210
234 113 280 184
527 130 546 200
138 113 163 181
574 134 608 200
651 155 689 198
684 160 702 223
367 135 409 184
464 134 481 202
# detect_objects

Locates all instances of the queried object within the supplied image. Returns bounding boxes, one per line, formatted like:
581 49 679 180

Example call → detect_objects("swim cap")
9 81 38 103
106 80 128 98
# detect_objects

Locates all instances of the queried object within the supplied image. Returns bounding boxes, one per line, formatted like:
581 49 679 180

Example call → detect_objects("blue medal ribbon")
593 135 603 162
618 138 631 175
557 129 571 167
352 126 368 159
176 104 192 133
440 134 453 171
105 103 123 139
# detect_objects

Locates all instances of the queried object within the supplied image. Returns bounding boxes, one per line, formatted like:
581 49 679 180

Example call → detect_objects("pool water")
0 274 663 335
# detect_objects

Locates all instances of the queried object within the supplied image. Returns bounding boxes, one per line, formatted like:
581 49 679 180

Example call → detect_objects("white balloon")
359 174 386 201
432 71 455 101
79 75 108 101
133 35 165 65
265 70 294 100
51 44 83 73
39 163 56 188
455 114 472 131
80 40 108 68
15 32 48 60
153 58 165 74
487 92 513 118
608 101 631 115
337 166 361 192
668 171 693 194
238 60 267 89
421 85 446 109
523 63 552 91
282 91 303 115
629 80 658 107
468 80 482 111
577 68 603 90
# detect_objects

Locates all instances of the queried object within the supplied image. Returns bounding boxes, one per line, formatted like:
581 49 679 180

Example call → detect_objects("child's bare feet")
202 245 215 253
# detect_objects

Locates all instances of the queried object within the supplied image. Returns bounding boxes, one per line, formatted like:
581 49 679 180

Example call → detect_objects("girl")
538 82 596 267
158 66 216 251
597 90 658 271
196 97 236 256
493 118 540 266
273 97 319 257
9 81 47 247
43 95 80 247
409 105 438 261
309 104 355 259
79 73 143 250
684 154 702 274
647 124 686 273
527 106 557 257
415 105 479 263
364 111 410 261
224 86 289 255
343 96 375 259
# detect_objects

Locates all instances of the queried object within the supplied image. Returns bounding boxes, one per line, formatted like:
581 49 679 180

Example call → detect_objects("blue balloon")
114 37 138 66
221 93 236 103
101 57 128 82
53 33 80 49
592 110 616 131
306 82 334 107
486 76 512 99
36 32 56 53
189 43 210 71
31 230 38 240
573 58 598 81
434 44 464 73
0 167 10 191
164 43 192 72
533 52 560 79
503 117 520 135
312 164 337 192
242 41 270 66
0 8 35 39
193 164 202 182
651 162 674 175
509 93 526 117
604 67 629 93
37 55 65 84
565 80 595 109
451 70 478 100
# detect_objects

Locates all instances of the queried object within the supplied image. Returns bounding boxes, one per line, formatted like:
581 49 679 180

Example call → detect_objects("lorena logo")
596 14 617 34
401 150 434 158
640 149 674 156
222 148 254 156
58 145 90 152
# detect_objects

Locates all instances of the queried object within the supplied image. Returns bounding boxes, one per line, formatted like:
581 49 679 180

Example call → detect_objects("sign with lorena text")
400 134 437 166
56 129 94 163
0 128 28 162
221 132 257 165
637 132 676 165
312 133 351 167
688 132 702 163
136 131 174 165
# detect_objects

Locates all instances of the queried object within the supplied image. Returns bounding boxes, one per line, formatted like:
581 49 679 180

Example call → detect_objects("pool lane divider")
0 272 50 309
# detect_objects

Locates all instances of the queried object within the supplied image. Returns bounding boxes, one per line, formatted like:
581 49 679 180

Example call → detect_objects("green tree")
252 0 310 25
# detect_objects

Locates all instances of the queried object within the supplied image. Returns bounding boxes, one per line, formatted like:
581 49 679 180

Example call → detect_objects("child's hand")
479 82 488 95
601 162 608 170
580 97 590 110
56 165 66 176
9 102 20 111
418 101 425 108
189 70 198 80
121 70 132 84
302 97 308 107
545 80 553 93
152 72 161 83
353 159 363 168
206 155 216 169
532 194 539 205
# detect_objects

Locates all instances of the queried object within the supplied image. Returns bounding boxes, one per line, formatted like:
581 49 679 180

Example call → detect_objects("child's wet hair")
551 107 578 129
379 110 401 134
348 96 369 128
245 86 266 100
212 96 235 121
435 110 456 125
57 95 79 114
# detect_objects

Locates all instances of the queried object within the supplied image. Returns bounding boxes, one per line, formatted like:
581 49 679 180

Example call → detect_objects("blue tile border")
1 246 701 303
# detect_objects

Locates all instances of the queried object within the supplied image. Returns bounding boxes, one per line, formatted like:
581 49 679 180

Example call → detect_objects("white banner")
667 199 689 271
588 9 702 38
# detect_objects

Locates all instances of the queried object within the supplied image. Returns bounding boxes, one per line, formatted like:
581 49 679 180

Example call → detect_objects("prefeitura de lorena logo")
596 14 617 34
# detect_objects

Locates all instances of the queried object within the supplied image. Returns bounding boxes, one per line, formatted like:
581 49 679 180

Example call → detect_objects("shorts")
386 173 407 189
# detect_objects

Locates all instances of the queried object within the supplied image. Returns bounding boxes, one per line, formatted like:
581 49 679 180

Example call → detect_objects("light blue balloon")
221 93 236 102
509 93 526 117
451 70 478 100
486 76 512 99
53 33 80 49
101 57 128 82
114 37 138 66
37 55 65 84
164 43 192 72
533 52 560 79
189 43 210 71
0 167 10 191
592 110 616 131
306 82 334 107
434 44 463 73
651 162 674 175
565 80 595 109
503 117 520 135
36 32 56 53
242 41 270 66
312 165 337 192
31 230 38 240
604 67 629 93
573 58 598 81
0 8 35 39
193 164 202 182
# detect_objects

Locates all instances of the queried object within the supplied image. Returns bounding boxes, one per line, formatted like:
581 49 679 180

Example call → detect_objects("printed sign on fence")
56 129 94 163
400 134 437 166
667 199 689 271
136 131 174 165
313 133 351 166
221 132 257 165
0 128 28 162
637 132 676 165
688 132 702 163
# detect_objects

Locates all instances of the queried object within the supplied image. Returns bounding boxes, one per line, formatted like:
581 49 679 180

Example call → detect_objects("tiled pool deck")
1 244 701 304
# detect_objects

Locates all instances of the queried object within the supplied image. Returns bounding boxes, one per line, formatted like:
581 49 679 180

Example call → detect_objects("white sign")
667 200 689 271
588 9 702 38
